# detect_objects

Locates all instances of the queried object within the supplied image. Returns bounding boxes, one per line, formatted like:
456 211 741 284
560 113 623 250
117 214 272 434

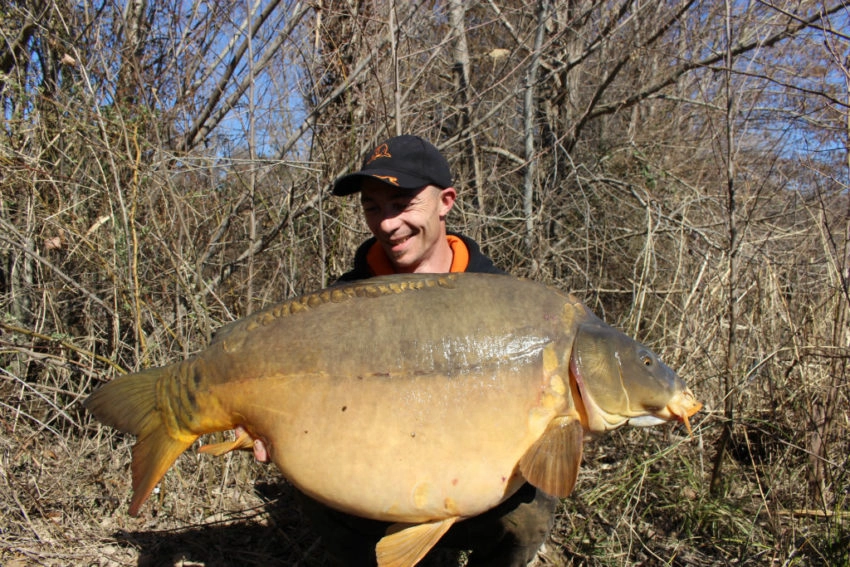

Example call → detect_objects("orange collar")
366 235 470 276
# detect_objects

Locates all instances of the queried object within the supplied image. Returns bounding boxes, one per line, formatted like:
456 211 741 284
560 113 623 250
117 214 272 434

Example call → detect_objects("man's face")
360 178 456 273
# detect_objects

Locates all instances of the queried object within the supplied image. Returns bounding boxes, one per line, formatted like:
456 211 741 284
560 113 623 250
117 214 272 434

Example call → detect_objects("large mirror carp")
85 273 701 567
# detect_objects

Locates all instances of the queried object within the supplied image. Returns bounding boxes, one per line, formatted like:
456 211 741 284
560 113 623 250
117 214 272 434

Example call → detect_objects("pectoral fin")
519 415 584 498
198 430 255 456
376 517 458 567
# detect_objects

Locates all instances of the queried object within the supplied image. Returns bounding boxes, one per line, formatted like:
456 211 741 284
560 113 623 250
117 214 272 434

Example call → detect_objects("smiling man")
332 134 502 280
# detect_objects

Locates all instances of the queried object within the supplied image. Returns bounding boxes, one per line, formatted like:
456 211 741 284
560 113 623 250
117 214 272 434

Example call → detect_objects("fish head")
568 316 701 434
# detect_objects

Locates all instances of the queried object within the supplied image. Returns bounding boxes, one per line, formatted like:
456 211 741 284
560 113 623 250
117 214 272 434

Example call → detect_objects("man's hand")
234 425 270 462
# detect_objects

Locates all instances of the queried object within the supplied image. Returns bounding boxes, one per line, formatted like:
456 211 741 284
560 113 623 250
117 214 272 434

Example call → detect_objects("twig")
0 321 126 374
0 227 115 319
777 509 850 519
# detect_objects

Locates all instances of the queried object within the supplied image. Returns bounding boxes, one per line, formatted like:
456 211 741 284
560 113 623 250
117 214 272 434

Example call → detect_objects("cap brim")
331 171 433 196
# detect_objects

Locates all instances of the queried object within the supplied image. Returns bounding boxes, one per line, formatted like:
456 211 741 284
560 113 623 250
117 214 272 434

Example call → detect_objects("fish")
84 273 701 567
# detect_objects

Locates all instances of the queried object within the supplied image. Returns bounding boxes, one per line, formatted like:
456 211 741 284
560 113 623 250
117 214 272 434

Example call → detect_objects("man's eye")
393 203 409 213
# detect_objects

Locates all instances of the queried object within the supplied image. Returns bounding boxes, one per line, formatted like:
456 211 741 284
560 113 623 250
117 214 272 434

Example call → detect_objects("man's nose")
378 212 402 233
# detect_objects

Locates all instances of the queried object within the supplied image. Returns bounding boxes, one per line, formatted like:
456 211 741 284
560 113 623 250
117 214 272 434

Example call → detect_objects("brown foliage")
1 1 848 565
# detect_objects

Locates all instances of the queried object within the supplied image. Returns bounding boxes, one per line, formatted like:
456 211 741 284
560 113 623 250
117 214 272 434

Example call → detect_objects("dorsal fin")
519 416 584 498
213 274 459 340
375 517 457 567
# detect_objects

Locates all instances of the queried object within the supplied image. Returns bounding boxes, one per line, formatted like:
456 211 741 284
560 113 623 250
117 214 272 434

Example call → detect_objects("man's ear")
439 186 457 216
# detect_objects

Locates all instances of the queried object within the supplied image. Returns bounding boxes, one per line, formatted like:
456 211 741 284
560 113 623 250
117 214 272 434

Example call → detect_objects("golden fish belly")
193 275 574 521
218 357 557 523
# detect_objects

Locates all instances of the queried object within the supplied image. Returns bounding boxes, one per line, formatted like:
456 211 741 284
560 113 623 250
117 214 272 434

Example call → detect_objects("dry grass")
2 3 848 561
1 404 322 566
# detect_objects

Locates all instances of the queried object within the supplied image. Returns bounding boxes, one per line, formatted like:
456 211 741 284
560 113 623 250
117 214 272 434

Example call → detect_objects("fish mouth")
626 390 702 434
665 389 702 435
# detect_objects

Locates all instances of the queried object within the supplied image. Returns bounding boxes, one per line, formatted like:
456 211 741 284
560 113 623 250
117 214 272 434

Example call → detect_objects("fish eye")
641 354 653 366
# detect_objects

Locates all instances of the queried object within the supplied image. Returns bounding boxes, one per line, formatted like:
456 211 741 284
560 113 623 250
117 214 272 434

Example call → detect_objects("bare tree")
2 1 849 564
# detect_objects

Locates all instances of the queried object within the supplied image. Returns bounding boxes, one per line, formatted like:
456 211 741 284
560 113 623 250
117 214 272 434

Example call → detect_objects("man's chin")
384 245 417 267
387 255 420 274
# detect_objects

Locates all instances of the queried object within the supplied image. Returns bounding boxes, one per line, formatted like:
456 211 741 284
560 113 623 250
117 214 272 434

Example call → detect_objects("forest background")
1 1 848 565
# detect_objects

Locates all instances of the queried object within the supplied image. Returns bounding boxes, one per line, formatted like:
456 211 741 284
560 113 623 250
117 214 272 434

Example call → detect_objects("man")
245 135 558 566
332 135 502 281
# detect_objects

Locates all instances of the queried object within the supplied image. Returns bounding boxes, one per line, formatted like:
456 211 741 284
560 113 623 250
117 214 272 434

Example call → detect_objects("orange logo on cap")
372 175 399 185
366 143 392 164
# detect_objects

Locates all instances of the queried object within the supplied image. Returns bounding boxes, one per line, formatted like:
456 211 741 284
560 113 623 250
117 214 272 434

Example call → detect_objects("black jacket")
336 231 505 282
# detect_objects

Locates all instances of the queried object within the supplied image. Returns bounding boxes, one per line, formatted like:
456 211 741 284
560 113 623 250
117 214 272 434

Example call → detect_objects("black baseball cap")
332 135 453 196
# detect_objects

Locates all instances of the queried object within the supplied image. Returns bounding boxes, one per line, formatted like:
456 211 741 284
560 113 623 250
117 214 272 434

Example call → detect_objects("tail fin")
84 367 197 516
